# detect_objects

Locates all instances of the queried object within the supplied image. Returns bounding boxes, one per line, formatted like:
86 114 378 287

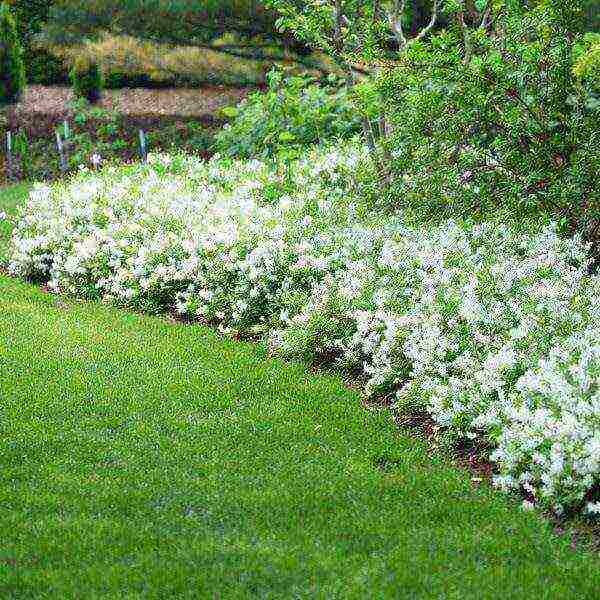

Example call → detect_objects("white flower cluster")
9 146 600 515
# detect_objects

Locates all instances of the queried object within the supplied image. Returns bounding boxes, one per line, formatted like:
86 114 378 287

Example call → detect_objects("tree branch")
386 0 407 49
414 0 440 43
457 6 473 65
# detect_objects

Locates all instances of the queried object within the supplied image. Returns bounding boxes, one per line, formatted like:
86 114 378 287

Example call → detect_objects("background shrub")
214 70 361 159
31 0 327 89
48 31 334 89
0 2 26 105
370 3 600 253
8 0 66 85
70 57 103 104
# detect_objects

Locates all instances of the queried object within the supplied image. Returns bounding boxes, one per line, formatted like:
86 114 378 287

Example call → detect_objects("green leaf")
278 131 296 142
220 106 240 119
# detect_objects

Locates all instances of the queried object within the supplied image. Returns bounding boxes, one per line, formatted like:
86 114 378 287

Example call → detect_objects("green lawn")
1 183 600 598
0 182 30 263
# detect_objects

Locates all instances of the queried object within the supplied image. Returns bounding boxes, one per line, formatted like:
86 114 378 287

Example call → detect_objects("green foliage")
8 0 52 42
70 57 103 104
363 2 600 249
214 70 362 159
0 2 26 105
26 49 67 85
11 130 31 178
35 1 321 87
7 0 66 84
575 33 600 93
41 0 300 60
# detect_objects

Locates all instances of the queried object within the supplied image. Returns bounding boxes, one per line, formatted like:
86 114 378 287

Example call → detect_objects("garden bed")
10 84 252 120
6 144 600 521
2 182 600 596
0 85 252 185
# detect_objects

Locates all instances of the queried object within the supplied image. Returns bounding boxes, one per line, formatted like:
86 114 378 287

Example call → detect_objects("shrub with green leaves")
214 69 362 159
10 0 66 84
70 56 103 104
371 2 600 252
575 33 600 94
0 2 26 105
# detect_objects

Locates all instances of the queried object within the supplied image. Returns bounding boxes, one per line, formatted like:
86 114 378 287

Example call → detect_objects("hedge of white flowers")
8 145 600 517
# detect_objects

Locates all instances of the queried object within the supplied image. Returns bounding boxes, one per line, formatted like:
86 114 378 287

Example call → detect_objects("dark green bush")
214 69 362 159
70 57 104 104
27 50 67 85
371 2 600 250
0 2 26 105
10 0 67 84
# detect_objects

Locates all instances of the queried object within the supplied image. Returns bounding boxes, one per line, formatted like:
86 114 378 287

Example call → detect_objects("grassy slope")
1 184 600 599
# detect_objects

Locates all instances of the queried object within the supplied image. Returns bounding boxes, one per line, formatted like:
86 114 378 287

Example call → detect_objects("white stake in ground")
139 129 147 163
63 120 70 167
5 131 12 181
56 130 68 173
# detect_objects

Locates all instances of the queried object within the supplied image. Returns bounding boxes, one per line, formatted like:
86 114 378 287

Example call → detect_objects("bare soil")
13 85 251 119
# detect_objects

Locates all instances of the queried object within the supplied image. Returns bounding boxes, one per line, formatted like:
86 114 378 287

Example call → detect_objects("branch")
464 0 479 23
457 6 473 65
385 0 408 49
479 0 493 30
413 0 440 44
385 0 439 49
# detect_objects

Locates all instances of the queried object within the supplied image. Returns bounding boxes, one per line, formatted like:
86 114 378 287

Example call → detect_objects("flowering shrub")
8 146 600 517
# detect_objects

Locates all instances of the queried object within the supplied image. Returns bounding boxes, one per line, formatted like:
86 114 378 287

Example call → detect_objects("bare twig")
385 0 440 49
386 0 408 49
479 0 493 30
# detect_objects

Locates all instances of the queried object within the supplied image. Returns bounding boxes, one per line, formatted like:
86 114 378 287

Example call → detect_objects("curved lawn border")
1 183 600 597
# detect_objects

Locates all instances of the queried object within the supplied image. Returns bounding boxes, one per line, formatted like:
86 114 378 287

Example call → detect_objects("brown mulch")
11 84 252 119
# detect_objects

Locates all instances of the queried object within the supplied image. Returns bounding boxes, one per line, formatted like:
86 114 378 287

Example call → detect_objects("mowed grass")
1 183 600 599
0 182 30 263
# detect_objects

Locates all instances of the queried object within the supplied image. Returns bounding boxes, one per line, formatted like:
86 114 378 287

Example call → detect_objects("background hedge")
7 0 66 84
